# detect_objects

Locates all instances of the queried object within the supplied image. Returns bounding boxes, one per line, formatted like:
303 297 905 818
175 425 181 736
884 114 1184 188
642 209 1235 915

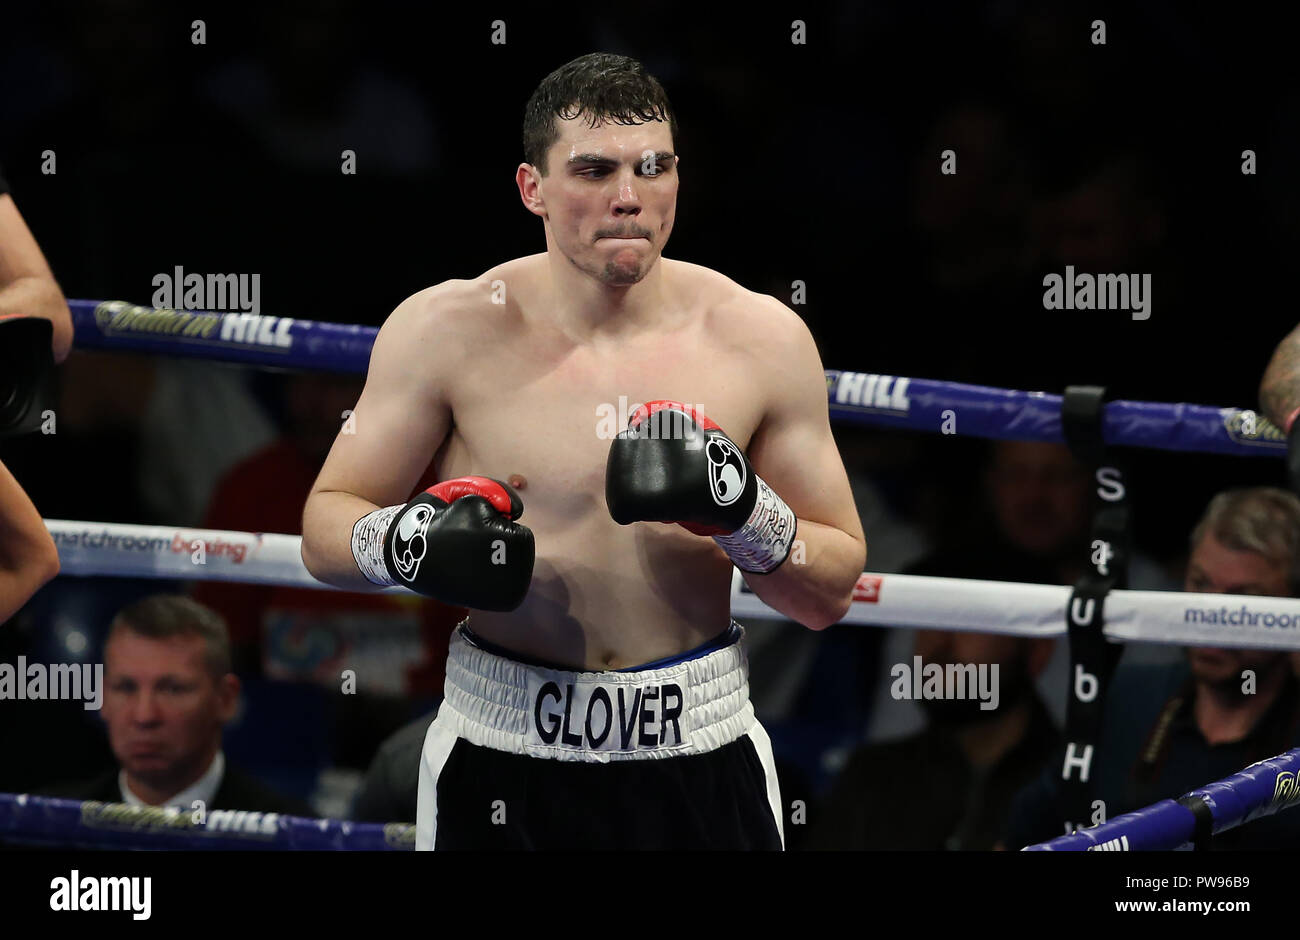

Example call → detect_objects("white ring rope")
45 519 1300 651
732 571 1300 650
44 519 364 591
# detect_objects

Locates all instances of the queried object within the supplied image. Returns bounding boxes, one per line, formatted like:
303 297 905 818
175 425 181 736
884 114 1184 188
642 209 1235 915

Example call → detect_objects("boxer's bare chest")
436 301 766 526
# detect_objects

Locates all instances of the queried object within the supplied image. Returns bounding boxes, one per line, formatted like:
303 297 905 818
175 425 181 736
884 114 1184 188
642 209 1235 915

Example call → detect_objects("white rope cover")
44 519 1300 650
44 519 361 590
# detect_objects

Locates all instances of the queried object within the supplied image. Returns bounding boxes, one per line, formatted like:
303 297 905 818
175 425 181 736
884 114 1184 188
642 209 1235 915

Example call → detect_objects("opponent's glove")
350 476 534 611
605 400 796 573
0 317 56 440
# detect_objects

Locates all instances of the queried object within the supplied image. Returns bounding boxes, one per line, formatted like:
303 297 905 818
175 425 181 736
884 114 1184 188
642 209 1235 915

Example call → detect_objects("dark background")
1 0 1298 823
2 0 1296 547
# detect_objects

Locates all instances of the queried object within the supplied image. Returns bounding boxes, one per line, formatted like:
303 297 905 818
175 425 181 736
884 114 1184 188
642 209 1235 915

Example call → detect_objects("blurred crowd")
3 0 1300 846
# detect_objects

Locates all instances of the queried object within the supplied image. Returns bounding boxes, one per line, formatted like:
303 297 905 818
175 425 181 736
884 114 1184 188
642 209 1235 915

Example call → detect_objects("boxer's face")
102 627 237 792
533 114 677 287
1184 534 1290 689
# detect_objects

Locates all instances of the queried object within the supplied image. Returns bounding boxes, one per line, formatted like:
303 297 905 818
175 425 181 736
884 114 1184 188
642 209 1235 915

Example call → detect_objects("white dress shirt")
119 751 225 810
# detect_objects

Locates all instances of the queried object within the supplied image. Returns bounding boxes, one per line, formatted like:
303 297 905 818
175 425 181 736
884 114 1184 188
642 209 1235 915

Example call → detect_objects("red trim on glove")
428 476 519 518
629 400 720 432
678 520 731 537
1286 407 1300 436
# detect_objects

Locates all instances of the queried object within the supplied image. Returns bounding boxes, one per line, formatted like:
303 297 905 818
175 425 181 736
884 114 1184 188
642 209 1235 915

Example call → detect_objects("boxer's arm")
0 459 60 623
301 288 459 590
0 194 73 363
743 298 865 630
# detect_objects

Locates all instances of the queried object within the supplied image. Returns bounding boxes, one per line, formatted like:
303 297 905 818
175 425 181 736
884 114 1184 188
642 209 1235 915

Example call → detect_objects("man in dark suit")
350 711 435 824
44 595 312 817
802 627 1058 850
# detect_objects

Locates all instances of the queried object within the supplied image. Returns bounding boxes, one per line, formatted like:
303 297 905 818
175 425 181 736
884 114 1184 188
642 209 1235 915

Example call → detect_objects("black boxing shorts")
415 621 784 850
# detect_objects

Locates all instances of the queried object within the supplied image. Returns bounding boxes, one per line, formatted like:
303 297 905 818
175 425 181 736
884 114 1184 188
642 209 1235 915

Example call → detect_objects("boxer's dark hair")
109 594 232 679
523 52 678 175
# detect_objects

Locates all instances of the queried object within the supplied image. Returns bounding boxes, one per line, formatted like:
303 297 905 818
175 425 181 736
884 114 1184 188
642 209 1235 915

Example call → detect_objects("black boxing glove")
350 476 535 611
0 317 56 440
606 400 796 573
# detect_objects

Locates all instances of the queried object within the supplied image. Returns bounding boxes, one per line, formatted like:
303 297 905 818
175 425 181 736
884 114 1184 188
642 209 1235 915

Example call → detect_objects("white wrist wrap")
351 505 401 586
713 476 796 574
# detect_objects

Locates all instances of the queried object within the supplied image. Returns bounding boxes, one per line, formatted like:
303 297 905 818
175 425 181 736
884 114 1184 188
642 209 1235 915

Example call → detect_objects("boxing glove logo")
706 437 746 507
392 503 434 582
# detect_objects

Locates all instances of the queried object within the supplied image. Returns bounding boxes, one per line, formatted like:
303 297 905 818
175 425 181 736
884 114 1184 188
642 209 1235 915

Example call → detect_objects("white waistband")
440 626 755 762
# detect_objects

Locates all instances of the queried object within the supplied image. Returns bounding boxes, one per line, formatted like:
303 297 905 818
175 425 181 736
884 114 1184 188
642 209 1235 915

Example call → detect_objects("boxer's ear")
516 163 546 218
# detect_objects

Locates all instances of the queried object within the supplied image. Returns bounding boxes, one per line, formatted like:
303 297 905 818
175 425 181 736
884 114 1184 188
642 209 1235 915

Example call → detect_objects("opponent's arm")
1260 324 1300 431
737 301 865 629
0 459 60 623
0 194 73 363
301 290 457 591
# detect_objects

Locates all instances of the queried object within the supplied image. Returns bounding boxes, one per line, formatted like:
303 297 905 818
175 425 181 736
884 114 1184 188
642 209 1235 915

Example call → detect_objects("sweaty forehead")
551 115 673 157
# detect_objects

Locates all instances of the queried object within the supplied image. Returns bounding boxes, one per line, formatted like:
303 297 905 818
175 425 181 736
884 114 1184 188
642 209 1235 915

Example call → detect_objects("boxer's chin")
601 256 648 286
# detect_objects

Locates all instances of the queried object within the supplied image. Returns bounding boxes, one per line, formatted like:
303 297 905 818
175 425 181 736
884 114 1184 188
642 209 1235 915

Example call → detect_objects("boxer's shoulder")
383 280 478 337
471 253 548 300
665 260 813 359
384 259 539 343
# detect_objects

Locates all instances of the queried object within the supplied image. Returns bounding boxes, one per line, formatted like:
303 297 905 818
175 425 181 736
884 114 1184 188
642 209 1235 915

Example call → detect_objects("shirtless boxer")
301 52 866 850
